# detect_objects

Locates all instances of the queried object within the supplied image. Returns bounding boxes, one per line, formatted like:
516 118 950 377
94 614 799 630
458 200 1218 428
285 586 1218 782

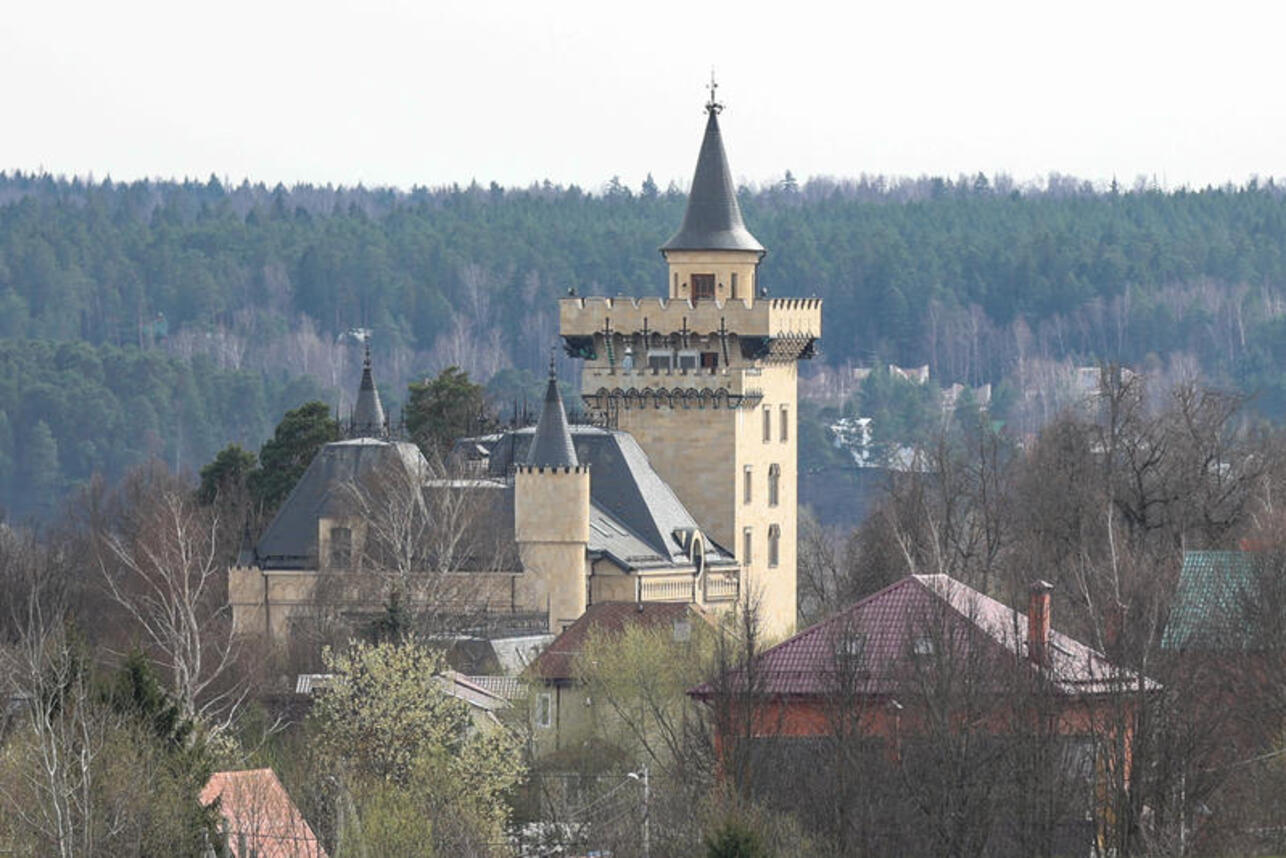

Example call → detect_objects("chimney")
1027 580 1053 665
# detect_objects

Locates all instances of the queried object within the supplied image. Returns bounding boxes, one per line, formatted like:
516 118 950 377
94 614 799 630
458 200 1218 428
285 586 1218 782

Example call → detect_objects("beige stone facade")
561 288 820 639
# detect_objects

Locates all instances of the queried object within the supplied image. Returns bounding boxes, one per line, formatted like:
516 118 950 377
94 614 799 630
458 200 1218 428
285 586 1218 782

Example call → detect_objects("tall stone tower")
559 88 821 638
513 363 592 632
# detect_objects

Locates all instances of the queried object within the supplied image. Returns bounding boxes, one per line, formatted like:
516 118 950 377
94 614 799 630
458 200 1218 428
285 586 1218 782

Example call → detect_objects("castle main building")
229 90 819 642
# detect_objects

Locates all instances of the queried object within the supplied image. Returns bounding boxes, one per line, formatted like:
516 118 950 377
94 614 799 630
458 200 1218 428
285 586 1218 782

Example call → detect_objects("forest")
4 169 1286 517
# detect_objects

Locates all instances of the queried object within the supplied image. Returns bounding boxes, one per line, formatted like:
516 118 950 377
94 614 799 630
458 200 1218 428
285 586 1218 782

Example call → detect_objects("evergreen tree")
251 402 339 514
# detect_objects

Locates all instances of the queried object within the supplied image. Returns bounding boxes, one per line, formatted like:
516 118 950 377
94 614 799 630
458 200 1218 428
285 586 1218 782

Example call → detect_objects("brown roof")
530 601 704 681
200 768 327 858
693 575 1155 699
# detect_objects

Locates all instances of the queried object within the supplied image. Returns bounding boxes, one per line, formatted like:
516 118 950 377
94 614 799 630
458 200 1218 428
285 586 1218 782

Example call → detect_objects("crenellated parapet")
560 296 821 341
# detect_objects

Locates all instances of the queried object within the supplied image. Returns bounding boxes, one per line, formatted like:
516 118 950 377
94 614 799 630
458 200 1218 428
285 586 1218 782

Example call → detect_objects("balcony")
703 572 740 603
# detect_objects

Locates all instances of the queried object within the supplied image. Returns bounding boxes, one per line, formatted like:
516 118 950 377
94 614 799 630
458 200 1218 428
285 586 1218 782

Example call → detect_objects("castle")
228 90 820 641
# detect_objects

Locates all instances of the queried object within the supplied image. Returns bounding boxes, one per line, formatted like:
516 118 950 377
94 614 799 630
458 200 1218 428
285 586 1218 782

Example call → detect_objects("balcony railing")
703 573 740 603
638 576 696 602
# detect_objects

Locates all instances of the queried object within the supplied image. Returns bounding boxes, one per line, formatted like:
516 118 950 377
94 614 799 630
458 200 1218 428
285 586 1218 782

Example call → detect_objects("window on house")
780 406 789 442
647 351 671 371
763 407 772 442
692 273 715 300
743 466 753 504
768 464 780 507
536 692 553 728
329 526 352 569
673 272 679 294
743 528 753 564
677 351 698 370
768 524 780 568
730 272 739 297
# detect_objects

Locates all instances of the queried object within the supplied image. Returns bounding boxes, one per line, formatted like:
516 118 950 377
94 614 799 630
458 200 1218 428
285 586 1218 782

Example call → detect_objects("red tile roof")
200 768 327 858
530 601 704 681
693 575 1153 699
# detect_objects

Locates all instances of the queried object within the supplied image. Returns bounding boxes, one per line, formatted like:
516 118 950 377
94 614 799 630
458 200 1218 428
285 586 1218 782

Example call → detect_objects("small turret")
515 357 591 630
527 357 578 468
351 342 387 438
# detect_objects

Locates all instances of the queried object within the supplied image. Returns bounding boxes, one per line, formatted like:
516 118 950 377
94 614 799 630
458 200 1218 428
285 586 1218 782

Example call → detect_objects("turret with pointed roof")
661 90 763 254
526 359 578 468
350 343 387 439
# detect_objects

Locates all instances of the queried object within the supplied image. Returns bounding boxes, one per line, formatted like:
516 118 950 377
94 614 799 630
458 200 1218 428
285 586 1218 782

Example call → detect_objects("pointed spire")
352 340 387 438
527 352 578 468
661 80 764 254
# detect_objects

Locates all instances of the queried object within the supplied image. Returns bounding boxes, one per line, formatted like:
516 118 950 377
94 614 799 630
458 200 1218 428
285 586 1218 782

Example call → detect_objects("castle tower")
559 88 821 637
514 363 591 632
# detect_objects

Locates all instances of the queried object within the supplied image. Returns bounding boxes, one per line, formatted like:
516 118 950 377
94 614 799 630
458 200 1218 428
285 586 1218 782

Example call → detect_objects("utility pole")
629 765 650 858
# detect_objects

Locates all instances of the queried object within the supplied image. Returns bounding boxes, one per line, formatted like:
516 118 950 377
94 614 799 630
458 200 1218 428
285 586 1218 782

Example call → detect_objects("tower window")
763 407 772 442
692 273 715 300
677 351 698 370
768 464 780 507
743 528 753 564
330 526 352 569
730 272 738 298
700 352 719 370
743 466 753 504
768 524 780 568
780 406 789 442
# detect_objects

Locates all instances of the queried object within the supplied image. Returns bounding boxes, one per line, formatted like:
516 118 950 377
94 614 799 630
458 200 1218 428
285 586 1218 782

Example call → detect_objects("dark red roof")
530 601 704 681
693 575 1153 699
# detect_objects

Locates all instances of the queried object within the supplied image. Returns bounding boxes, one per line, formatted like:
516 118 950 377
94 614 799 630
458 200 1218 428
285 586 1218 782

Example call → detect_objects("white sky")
4 0 1286 192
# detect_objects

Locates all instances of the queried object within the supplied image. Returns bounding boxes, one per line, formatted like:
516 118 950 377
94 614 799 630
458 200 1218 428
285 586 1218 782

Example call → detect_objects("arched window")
330 526 352 569
767 524 780 568
768 464 780 507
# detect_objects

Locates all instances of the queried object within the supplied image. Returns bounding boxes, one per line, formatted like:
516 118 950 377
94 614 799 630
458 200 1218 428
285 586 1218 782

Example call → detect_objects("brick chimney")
1027 580 1053 665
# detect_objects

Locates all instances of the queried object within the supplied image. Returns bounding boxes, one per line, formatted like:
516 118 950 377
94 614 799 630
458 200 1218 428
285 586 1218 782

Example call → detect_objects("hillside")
3 170 1286 517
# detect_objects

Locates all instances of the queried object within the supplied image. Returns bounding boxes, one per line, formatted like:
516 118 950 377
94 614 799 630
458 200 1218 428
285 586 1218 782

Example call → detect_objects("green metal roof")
1162 550 1257 651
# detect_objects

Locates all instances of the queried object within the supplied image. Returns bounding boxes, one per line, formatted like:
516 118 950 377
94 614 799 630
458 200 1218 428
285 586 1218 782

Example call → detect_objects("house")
230 88 820 643
200 768 326 858
691 575 1155 854
527 601 709 755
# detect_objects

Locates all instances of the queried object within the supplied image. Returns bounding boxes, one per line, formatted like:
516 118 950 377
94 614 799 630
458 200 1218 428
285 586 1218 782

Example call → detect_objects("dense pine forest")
3 169 1286 518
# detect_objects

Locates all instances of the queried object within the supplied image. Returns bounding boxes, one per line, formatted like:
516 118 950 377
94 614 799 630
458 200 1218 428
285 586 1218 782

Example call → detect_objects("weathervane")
705 69 722 115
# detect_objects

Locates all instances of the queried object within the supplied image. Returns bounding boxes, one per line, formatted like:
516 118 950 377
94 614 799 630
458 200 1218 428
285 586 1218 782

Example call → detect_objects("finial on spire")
363 338 372 369
549 346 558 379
705 69 722 115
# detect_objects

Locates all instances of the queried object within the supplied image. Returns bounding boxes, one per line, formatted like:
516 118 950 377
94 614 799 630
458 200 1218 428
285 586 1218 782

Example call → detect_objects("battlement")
514 464 590 475
560 295 821 340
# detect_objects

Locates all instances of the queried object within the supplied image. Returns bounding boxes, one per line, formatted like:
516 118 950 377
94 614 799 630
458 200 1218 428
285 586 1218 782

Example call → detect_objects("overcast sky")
5 0 1285 192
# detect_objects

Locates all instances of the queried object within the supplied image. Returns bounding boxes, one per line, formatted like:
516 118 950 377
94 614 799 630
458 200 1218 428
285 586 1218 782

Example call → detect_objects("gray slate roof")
254 438 425 569
661 107 764 254
526 372 578 468
465 426 735 571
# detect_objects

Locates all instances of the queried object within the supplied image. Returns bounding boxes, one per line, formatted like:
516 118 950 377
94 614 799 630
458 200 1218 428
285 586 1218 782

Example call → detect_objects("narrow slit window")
742 528 753 564
768 524 780 568
780 406 789 442
743 466 753 504
763 407 771 442
768 464 780 507
330 526 352 569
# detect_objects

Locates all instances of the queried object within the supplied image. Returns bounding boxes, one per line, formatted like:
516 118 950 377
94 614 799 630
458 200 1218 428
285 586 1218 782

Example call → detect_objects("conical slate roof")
527 364 578 468
661 104 764 253
352 344 386 438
